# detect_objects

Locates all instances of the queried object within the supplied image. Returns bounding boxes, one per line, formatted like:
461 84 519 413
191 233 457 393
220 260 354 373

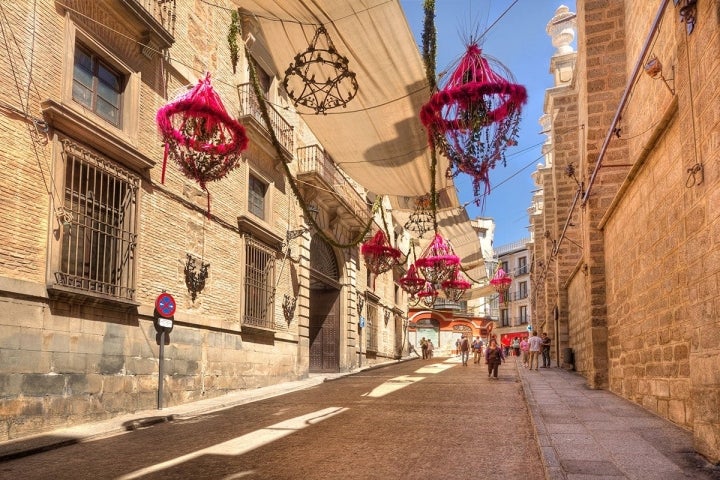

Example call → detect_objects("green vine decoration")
422 0 439 233
422 0 437 92
228 10 240 74
240 16 379 249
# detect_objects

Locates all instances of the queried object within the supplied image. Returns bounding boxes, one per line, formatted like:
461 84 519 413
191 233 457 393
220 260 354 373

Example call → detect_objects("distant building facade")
495 239 532 347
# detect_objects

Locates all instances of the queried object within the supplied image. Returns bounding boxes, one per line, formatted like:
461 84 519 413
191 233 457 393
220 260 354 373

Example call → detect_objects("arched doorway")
308 235 341 372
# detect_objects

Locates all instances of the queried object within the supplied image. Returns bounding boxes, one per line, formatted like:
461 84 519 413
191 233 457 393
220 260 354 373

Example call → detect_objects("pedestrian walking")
520 336 530 367
502 337 511 358
484 338 505 379
512 337 520 357
528 331 543 371
420 337 428 359
459 334 470 366
455 337 461 356
542 332 552 368
472 336 483 364
427 339 434 359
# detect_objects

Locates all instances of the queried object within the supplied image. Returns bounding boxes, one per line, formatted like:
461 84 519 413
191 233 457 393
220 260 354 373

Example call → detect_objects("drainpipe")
582 0 671 205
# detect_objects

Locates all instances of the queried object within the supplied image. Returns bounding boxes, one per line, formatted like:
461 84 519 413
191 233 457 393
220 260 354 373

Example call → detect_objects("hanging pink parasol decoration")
490 266 512 305
360 230 402 275
417 281 439 308
420 43 527 205
156 72 248 212
399 263 426 297
414 233 460 284
442 265 472 302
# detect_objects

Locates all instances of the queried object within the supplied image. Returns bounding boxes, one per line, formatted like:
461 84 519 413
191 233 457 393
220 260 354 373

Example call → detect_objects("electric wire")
0 1 61 211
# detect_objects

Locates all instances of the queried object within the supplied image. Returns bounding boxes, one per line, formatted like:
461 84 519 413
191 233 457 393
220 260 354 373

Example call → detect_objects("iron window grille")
243 236 276 329
55 140 139 300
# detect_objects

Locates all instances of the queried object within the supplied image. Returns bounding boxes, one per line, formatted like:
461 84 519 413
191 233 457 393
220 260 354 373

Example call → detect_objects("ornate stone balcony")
296 145 371 237
119 0 176 55
237 83 294 162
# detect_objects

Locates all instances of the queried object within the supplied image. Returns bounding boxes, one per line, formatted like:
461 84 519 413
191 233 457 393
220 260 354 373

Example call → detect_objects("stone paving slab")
517 361 720 479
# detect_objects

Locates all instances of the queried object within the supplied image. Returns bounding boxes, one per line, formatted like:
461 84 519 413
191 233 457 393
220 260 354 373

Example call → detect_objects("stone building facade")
0 0 410 441
530 2 720 462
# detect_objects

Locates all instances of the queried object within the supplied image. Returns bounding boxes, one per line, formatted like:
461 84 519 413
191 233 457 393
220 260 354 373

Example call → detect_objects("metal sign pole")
158 329 165 410
154 292 175 411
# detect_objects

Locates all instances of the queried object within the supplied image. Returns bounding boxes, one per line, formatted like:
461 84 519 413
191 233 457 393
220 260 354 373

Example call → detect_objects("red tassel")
161 143 169 184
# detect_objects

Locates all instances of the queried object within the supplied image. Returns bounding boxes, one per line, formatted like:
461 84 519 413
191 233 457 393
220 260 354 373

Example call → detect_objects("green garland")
422 0 439 233
228 10 240 74
240 17 379 249
422 0 437 92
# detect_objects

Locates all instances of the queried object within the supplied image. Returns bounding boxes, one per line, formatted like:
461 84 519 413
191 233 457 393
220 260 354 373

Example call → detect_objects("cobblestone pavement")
1 356 719 479
0 356 542 479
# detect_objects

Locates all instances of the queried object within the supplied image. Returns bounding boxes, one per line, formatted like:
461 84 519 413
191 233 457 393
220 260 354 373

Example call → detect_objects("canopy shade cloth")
236 0 455 201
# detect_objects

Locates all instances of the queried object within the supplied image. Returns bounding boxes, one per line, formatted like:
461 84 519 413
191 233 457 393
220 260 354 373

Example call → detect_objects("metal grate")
56 140 139 300
243 236 276 328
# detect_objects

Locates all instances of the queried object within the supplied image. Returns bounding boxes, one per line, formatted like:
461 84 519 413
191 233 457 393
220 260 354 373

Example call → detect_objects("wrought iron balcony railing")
296 145 370 223
237 83 294 156
120 0 176 50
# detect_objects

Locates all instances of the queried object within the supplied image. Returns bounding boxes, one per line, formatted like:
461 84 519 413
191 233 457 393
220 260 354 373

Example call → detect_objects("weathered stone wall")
553 0 720 463
600 0 720 462
566 265 590 374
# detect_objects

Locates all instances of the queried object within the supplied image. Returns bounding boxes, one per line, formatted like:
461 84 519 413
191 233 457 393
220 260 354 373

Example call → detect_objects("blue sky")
400 0 574 248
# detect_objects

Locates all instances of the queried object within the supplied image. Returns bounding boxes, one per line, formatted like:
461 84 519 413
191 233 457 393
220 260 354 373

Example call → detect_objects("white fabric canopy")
237 0 454 200
236 0 487 282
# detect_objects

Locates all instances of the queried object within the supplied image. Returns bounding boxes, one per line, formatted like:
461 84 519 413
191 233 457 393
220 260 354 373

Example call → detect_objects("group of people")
513 332 552 370
454 334 486 366
419 337 434 359
417 331 553 378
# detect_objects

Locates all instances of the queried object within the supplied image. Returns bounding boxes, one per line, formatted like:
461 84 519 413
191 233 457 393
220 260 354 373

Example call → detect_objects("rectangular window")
243 237 275 329
500 308 509 326
366 301 378 351
248 174 266 220
519 306 528 324
501 261 509 273
519 281 528 299
518 256 527 275
55 140 138 300
73 44 122 126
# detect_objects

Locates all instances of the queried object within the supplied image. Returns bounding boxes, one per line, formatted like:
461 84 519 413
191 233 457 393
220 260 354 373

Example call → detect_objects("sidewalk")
516 360 720 479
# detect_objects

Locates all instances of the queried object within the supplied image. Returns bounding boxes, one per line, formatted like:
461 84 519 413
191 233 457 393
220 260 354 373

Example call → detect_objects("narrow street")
0 357 543 480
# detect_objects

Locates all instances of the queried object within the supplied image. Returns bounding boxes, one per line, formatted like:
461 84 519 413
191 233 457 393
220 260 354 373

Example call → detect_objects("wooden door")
309 288 339 372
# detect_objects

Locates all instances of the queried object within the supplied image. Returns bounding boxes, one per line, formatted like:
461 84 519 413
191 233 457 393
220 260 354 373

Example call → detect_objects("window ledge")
41 99 155 174
237 214 283 250
240 324 277 338
47 284 140 312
